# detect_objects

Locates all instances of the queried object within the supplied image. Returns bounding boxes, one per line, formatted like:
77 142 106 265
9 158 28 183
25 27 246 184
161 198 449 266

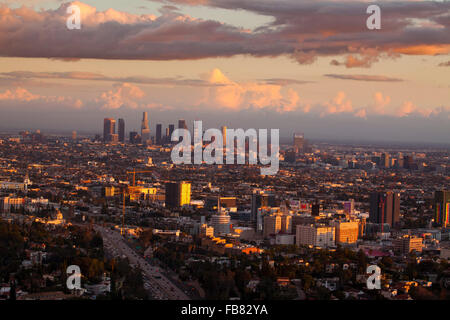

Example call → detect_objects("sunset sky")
0 0 449 143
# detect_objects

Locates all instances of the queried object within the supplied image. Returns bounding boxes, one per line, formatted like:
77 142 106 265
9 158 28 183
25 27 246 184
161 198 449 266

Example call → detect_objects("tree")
9 280 16 300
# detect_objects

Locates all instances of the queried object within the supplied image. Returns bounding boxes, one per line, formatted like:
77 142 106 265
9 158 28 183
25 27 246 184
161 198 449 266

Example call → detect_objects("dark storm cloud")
0 1 448 66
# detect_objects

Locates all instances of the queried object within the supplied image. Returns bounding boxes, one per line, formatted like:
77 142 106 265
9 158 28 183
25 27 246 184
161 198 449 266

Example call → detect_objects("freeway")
94 225 190 300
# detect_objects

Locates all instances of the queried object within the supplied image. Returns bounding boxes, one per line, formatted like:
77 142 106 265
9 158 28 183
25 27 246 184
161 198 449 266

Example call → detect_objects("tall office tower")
331 221 359 244
178 119 187 130
251 190 276 231
72 131 77 141
293 133 305 153
103 118 116 142
141 112 151 143
221 126 227 150
369 191 400 228
129 131 139 144
177 119 188 143
403 155 414 169
193 121 201 146
381 153 390 168
165 127 170 143
397 152 404 168
263 215 282 238
344 199 355 216
155 124 162 145
280 215 292 233
434 190 450 227
311 201 321 216
118 118 125 142
168 124 175 137
165 181 191 208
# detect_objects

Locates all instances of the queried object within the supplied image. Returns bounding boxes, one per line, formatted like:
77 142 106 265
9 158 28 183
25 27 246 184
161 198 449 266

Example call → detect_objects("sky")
0 0 449 144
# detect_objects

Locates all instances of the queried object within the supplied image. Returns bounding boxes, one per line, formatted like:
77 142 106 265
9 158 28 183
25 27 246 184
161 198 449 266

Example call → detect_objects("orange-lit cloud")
203 68 300 113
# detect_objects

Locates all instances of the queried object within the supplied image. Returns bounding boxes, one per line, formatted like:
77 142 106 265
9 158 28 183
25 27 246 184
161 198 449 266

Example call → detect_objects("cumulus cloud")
395 101 433 118
0 86 83 108
97 83 146 109
202 68 300 113
353 92 391 118
0 1 449 66
320 91 353 117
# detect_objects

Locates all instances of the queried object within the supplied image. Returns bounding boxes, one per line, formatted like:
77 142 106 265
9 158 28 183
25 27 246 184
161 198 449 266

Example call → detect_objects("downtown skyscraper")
156 123 162 145
141 112 150 144
369 191 400 228
118 118 125 143
103 118 116 142
434 190 450 227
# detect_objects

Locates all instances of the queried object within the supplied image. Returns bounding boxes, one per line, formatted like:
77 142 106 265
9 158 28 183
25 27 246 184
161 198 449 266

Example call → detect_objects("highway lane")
95 225 190 300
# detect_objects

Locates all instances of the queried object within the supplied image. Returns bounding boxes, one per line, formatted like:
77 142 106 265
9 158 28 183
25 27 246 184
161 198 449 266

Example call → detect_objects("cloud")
0 1 449 66
0 71 217 87
354 92 391 118
438 60 450 67
202 68 301 112
0 86 83 108
395 101 434 118
320 91 353 117
324 74 403 82
261 78 312 86
97 83 145 109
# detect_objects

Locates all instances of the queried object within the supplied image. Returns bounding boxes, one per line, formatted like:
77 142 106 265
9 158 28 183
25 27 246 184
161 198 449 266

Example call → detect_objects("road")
94 225 190 300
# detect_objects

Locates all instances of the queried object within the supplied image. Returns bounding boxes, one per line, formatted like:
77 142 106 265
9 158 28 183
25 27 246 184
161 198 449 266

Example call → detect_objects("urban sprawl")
0 112 449 300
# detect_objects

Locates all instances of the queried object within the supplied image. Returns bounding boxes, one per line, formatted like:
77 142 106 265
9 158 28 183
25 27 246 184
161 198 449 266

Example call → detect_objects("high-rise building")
343 199 355 216
118 118 125 142
103 118 116 142
296 224 335 248
165 127 170 143
263 215 281 238
178 119 187 130
165 181 191 208
331 221 359 244
129 131 140 144
155 124 162 145
293 133 305 153
381 153 390 168
434 190 450 227
251 190 276 225
403 155 414 169
280 215 292 234
72 131 77 141
369 191 400 228
311 202 321 216
221 126 227 150
168 124 175 138
141 112 151 143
